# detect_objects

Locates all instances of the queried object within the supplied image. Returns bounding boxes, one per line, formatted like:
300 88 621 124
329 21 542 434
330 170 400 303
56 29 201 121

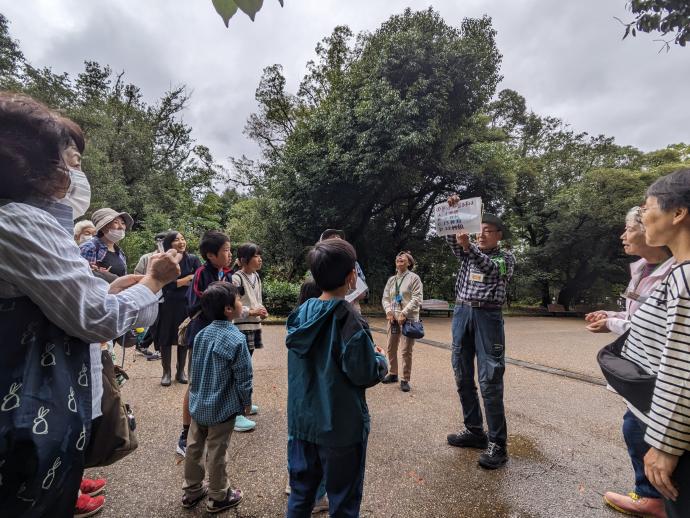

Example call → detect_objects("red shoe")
74 494 105 518
80 477 107 496
604 491 667 518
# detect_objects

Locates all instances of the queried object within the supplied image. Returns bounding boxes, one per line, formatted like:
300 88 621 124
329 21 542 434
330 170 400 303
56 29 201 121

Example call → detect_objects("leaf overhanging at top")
212 0 239 27
212 0 283 26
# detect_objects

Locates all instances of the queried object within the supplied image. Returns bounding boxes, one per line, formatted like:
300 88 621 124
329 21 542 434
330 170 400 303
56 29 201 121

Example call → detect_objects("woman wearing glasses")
606 169 690 518
381 251 423 392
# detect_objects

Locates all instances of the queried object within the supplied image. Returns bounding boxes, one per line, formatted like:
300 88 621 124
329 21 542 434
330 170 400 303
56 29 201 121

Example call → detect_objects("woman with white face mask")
74 220 97 245
79 208 133 278
0 93 181 517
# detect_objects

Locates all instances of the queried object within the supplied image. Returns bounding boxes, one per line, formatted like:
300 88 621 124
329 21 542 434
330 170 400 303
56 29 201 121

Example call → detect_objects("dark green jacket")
286 298 387 447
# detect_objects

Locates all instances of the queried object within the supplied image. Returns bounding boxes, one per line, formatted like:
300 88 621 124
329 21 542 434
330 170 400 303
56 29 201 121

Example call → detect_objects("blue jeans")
451 306 507 445
286 437 367 518
622 410 661 498
287 436 326 501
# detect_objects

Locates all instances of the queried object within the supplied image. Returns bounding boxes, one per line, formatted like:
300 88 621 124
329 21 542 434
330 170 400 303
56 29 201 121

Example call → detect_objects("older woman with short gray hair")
603 169 690 518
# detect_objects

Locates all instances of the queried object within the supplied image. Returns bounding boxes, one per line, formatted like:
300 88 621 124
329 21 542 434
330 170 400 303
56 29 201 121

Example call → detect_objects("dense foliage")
620 1 690 48
1 9 687 313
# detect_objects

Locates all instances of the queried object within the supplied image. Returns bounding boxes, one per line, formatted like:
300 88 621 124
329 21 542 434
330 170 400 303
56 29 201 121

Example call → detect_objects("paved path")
92 317 631 517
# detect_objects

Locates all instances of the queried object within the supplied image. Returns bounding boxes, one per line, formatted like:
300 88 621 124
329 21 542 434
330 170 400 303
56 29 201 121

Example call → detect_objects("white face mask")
78 233 95 245
58 168 91 219
105 229 126 243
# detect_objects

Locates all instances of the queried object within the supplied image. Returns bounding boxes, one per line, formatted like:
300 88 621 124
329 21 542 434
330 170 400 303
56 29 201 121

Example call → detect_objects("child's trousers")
286 436 368 518
183 417 236 501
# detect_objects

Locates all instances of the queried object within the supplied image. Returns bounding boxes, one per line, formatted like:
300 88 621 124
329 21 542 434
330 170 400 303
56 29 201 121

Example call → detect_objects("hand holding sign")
433 196 482 236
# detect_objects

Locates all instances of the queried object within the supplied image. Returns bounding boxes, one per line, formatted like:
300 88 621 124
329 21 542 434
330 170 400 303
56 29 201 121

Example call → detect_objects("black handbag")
597 330 655 413
401 320 425 339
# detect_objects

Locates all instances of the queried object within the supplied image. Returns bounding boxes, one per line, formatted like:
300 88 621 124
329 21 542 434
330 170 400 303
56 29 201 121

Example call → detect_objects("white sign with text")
432 197 482 236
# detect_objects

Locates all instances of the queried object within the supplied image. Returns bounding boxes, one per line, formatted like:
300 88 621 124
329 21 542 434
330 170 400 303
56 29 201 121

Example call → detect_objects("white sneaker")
312 495 329 513
233 415 256 432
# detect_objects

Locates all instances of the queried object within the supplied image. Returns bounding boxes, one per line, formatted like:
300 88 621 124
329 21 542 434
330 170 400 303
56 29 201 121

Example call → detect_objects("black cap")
482 214 510 239
319 228 345 241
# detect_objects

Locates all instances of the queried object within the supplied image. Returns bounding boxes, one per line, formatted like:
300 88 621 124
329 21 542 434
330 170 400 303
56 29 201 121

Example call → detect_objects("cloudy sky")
2 0 688 171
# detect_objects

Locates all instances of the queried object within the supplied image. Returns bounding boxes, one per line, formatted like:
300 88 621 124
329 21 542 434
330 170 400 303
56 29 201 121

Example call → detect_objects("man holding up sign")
444 194 515 470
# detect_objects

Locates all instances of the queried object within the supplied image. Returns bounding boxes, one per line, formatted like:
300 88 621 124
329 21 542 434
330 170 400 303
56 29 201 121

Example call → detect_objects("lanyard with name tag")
470 272 485 283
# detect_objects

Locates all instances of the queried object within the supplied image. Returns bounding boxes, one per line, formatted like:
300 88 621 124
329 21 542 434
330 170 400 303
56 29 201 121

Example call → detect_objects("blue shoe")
249 404 259 415
233 415 256 432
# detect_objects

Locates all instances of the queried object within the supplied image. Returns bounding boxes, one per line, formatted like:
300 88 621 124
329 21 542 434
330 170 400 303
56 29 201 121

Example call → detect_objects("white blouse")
0 202 160 417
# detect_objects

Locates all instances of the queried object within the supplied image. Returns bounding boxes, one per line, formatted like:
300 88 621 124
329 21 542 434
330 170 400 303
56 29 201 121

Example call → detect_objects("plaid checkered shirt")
189 320 253 426
446 235 515 306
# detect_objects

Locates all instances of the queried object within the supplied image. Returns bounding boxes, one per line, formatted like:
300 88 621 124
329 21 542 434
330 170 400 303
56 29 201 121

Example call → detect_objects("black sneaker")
146 351 161 361
478 442 508 470
136 346 152 357
181 487 207 509
447 429 489 449
400 380 410 392
207 488 243 513
382 374 398 384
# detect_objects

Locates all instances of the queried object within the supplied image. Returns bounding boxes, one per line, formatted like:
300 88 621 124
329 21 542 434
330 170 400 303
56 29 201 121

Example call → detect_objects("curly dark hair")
0 92 70 201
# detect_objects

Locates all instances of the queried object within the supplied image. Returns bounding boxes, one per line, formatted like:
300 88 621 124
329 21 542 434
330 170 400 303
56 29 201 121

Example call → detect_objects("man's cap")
482 213 510 239
92 208 134 233
319 228 345 241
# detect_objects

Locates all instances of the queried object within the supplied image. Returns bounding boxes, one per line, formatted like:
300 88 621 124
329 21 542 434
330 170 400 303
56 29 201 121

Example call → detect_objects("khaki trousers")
386 324 416 381
183 416 236 501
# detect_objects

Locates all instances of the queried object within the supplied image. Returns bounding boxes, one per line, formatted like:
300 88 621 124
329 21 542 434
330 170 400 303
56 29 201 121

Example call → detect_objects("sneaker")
234 415 256 432
400 380 411 392
249 404 259 415
182 487 208 509
381 374 398 384
478 442 508 470
176 434 187 457
207 488 243 513
146 351 161 361
603 491 667 518
74 494 105 518
80 477 106 497
135 346 152 357
312 495 329 513
285 481 291 495
447 429 489 449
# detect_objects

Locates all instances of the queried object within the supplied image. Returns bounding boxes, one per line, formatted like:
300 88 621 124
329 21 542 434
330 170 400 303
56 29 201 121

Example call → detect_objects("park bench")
421 299 453 317
546 304 577 317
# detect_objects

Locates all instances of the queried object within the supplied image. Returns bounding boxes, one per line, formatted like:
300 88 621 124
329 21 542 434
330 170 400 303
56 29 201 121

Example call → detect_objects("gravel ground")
89 318 632 517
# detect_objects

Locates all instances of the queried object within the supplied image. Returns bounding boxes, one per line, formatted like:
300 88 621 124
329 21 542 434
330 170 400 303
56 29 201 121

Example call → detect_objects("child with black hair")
231 243 268 355
178 231 253 457
231 242 267 431
182 282 252 514
286 239 388 517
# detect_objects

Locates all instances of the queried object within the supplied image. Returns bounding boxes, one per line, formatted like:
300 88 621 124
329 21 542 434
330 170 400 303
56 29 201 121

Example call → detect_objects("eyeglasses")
640 205 660 214
478 230 498 235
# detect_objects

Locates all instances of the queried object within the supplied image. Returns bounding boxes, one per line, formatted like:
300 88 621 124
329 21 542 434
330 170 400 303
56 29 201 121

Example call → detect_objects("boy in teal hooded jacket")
285 239 387 518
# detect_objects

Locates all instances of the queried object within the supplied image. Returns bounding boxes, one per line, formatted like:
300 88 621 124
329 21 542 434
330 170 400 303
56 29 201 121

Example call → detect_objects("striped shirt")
446 236 515 305
190 320 253 426
623 262 690 455
0 202 160 343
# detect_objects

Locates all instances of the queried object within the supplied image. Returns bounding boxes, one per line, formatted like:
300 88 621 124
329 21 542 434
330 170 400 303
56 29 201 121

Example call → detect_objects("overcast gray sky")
2 0 688 170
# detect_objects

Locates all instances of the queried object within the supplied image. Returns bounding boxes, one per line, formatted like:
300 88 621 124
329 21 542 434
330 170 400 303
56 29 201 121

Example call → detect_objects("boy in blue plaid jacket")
181 282 253 513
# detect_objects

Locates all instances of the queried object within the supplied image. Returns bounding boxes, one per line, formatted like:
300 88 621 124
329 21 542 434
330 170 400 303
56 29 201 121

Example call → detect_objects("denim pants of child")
287 435 326 501
451 305 507 446
286 437 367 518
622 410 661 498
